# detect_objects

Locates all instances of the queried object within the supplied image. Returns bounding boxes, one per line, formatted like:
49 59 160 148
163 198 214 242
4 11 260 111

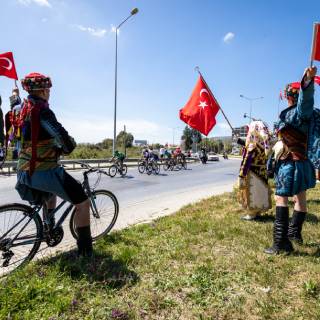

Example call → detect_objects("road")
0 159 240 258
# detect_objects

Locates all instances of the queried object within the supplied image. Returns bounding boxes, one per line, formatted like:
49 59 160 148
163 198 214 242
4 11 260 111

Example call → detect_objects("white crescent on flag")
199 88 209 98
0 57 13 70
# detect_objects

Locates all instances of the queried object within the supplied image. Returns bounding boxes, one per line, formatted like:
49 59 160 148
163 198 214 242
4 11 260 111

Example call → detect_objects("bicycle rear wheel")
0 203 42 277
70 190 119 241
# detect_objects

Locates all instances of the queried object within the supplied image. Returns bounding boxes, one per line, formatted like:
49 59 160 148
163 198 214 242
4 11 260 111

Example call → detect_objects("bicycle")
163 157 182 171
146 158 160 175
177 155 187 170
108 158 128 177
0 162 119 276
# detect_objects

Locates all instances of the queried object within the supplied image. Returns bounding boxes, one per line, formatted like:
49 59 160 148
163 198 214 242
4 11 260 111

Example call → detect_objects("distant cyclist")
113 150 125 167
142 147 150 160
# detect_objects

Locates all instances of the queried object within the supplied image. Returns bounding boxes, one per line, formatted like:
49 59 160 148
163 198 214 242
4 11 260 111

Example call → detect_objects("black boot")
76 226 93 257
264 206 294 255
288 210 306 244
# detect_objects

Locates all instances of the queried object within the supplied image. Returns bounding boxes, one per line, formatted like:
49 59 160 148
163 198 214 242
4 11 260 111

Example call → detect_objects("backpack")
308 108 320 169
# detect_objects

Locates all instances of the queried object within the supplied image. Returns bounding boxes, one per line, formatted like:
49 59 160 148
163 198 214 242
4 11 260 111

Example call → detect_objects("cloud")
60 114 174 144
17 0 51 8
211 123 232 137
75 24 107 38
110 25 120 35
223 32 235 44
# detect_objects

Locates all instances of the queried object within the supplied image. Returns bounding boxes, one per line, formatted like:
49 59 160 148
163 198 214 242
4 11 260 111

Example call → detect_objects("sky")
1 0 320 144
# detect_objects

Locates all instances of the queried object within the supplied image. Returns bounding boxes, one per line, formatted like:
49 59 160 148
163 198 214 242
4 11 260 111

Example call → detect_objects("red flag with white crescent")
179 75 220 136
0 52 18 80
311 23 320 62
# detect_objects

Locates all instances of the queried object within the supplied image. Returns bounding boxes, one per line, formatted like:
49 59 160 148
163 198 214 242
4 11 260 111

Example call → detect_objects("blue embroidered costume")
274 80 316 196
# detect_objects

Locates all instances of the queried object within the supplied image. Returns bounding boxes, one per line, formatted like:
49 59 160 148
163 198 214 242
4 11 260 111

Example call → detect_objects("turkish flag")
0 52 18 80
179 76 220 136
311 23 320 62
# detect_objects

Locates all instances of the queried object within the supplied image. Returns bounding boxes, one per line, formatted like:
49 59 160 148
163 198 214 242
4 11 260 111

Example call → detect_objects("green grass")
1 186 320 319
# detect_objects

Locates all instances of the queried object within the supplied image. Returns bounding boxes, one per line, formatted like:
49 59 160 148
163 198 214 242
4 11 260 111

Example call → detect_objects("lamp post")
171 126 182 147
113 8 139 155
239 95 263 121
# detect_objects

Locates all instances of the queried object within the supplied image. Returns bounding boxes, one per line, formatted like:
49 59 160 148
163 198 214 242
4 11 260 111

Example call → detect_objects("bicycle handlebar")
74 161 111 177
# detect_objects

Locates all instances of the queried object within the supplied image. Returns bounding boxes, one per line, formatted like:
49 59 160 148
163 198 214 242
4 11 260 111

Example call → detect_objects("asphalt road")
0 159 241 259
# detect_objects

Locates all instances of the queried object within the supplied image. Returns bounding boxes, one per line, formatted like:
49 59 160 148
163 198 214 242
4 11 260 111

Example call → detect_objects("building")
232 126 248 140
231 125 248 155
133 139 148 147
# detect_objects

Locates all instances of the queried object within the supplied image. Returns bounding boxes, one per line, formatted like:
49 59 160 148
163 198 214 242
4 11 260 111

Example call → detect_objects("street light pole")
240 94 263 122
112 8 139 156
171 126 181 147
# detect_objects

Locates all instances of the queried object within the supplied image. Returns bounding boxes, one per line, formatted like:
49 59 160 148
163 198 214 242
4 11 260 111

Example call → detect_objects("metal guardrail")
0 157 199 175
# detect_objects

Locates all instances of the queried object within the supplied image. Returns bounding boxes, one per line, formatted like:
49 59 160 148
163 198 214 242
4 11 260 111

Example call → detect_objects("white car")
207 152 219 161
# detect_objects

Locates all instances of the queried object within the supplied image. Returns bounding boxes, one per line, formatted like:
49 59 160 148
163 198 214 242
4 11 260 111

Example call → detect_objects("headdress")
21 72 52 92
284 82 300 104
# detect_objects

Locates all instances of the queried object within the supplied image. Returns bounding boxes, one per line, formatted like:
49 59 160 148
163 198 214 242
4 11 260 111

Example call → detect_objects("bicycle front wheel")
0 203 42 277
108 165 117 177
70 190 119 241
146 163 153 175
182 161 187 170
138 161 145 173
154 163 160 175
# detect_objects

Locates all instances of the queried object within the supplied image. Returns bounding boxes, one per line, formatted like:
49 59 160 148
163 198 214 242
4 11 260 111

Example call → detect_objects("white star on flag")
199 100 208 109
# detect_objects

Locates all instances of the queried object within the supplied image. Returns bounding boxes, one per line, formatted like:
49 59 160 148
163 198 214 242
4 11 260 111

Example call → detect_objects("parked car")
207 152 219 161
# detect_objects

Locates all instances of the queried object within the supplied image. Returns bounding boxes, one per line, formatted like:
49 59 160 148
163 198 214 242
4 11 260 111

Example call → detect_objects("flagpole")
277 90 281 117
194 66 235 134
310 22 319 68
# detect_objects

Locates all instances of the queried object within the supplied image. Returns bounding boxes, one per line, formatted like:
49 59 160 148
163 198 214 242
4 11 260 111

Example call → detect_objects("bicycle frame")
1 167 101 250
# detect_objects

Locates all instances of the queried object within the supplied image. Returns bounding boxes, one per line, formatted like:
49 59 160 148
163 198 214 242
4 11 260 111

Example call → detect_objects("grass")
1 186 320 319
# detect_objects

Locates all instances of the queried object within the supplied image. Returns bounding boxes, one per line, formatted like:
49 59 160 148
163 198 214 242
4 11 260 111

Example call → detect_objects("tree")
181 126 193 150
116 131 134 148
224 141 232 153
191 128 202 144
96 138 113 149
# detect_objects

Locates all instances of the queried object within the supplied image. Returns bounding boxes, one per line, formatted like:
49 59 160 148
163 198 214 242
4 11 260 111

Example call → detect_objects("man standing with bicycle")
14 72 93 257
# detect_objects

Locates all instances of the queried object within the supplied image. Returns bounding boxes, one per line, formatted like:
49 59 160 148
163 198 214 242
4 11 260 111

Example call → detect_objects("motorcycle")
200 155 207 164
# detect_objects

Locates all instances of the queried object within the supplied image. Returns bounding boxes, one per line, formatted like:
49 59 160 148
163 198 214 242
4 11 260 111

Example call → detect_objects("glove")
9 95 21 108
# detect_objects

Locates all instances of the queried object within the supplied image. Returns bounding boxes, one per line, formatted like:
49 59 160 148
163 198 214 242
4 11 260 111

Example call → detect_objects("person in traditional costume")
15 72 93 257
0 96 5 163
238 121 272 220
265 66 317 254
0 96 4 147
5 88 22 159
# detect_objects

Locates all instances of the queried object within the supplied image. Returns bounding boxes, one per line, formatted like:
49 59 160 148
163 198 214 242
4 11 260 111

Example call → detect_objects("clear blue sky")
1 0 319 144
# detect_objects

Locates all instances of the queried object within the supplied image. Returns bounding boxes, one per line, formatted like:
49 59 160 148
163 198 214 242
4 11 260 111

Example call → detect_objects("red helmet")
21 72 52 92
